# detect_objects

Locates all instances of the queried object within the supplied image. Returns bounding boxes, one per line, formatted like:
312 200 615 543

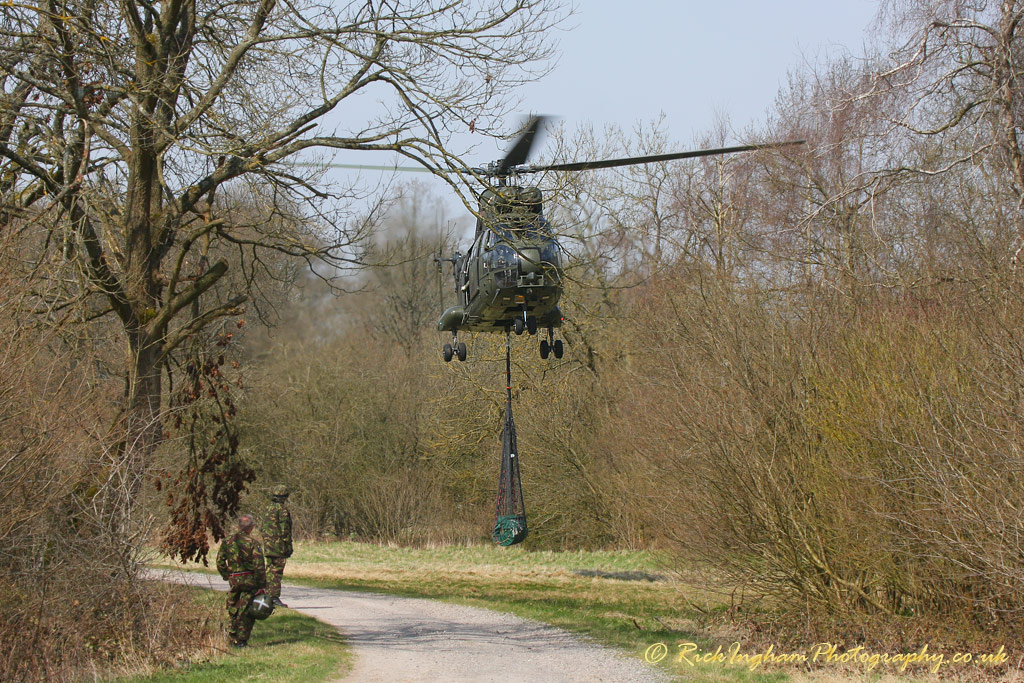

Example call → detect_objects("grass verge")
119 584 351 682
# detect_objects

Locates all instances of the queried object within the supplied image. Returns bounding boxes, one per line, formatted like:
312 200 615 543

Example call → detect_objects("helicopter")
428 116 802 362
436 179 564 362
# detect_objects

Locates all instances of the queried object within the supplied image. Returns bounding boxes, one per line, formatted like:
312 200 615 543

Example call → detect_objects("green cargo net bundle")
493 402 527 545
493 333 527 546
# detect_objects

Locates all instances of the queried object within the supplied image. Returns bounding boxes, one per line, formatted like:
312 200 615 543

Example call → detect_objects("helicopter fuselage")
438 225 563 333
438 185 564 354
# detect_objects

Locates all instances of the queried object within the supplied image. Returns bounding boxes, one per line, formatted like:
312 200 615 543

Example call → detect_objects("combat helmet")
271 484 289 498
247 593 275 620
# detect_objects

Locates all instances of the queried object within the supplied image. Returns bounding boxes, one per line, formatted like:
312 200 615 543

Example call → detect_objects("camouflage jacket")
261 498 293 558
216 531 266 590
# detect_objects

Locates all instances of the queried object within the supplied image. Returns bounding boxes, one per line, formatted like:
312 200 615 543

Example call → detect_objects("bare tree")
0 0 566 516
878 0 1024 264
753 59 908 295
358 183 460 352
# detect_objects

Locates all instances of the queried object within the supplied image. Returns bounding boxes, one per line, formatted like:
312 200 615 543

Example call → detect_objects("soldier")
261 484 293 607
216 514 266 648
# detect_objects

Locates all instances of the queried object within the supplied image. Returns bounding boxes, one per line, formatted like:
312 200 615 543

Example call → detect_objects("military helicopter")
434 177 563 362
428 116 801 362
321 116 801 361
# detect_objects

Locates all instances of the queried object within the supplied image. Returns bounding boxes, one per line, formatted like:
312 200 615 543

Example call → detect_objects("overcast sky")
520 1 880 142
324 1 882 219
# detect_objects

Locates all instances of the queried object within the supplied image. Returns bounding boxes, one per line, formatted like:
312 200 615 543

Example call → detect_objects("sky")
324 1 882 220
519 1 880 142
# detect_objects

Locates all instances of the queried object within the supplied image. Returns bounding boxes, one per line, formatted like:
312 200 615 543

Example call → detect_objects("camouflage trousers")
225 588 258 645
266 556 288 599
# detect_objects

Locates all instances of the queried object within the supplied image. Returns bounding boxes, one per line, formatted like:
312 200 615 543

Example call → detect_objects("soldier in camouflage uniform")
261 484 293 607
216 514 266 647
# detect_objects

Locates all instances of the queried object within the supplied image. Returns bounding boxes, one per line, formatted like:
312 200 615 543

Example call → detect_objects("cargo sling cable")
492 330 528 546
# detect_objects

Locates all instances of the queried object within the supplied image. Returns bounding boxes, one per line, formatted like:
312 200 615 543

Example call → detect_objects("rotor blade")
495 115 549 176
296 161 489 176
298 162 435 173
521 140 805 174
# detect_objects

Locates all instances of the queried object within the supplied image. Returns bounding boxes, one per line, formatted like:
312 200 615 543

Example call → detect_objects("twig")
653 616 675 632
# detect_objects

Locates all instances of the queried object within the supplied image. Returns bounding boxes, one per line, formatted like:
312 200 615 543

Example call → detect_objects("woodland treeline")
2 0 1024 678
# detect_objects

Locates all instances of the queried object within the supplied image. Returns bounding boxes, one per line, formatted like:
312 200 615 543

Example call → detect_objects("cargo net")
493 401 527 545
493 333 527 546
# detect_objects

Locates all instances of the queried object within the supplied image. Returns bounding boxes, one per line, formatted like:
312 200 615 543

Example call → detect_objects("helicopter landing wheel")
456 341 467 362
443 343 454 363
513 317 525 335
540 339 550 359
527 316 537 335
553 339 564 359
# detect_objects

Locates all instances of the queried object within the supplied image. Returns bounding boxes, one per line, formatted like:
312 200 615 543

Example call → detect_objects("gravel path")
151 569 668 683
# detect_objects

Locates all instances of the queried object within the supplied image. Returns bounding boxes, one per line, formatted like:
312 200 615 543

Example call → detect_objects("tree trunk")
123 329 163 495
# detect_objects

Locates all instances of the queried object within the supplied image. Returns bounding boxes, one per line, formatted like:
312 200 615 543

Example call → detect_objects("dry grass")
0 579 224 682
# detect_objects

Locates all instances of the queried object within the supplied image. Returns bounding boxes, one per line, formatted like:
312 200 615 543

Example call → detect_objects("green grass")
120 586 351 682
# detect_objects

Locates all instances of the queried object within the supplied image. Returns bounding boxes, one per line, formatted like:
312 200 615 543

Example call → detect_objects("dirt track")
152 569 668 682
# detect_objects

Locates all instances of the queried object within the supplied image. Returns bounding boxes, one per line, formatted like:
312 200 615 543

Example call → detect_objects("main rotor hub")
480 186 542 210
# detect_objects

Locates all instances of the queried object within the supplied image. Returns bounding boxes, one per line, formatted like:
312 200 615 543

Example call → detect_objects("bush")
597 270 1024 641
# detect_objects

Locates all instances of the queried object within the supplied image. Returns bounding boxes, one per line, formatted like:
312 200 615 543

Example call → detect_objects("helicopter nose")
518 248 541 274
